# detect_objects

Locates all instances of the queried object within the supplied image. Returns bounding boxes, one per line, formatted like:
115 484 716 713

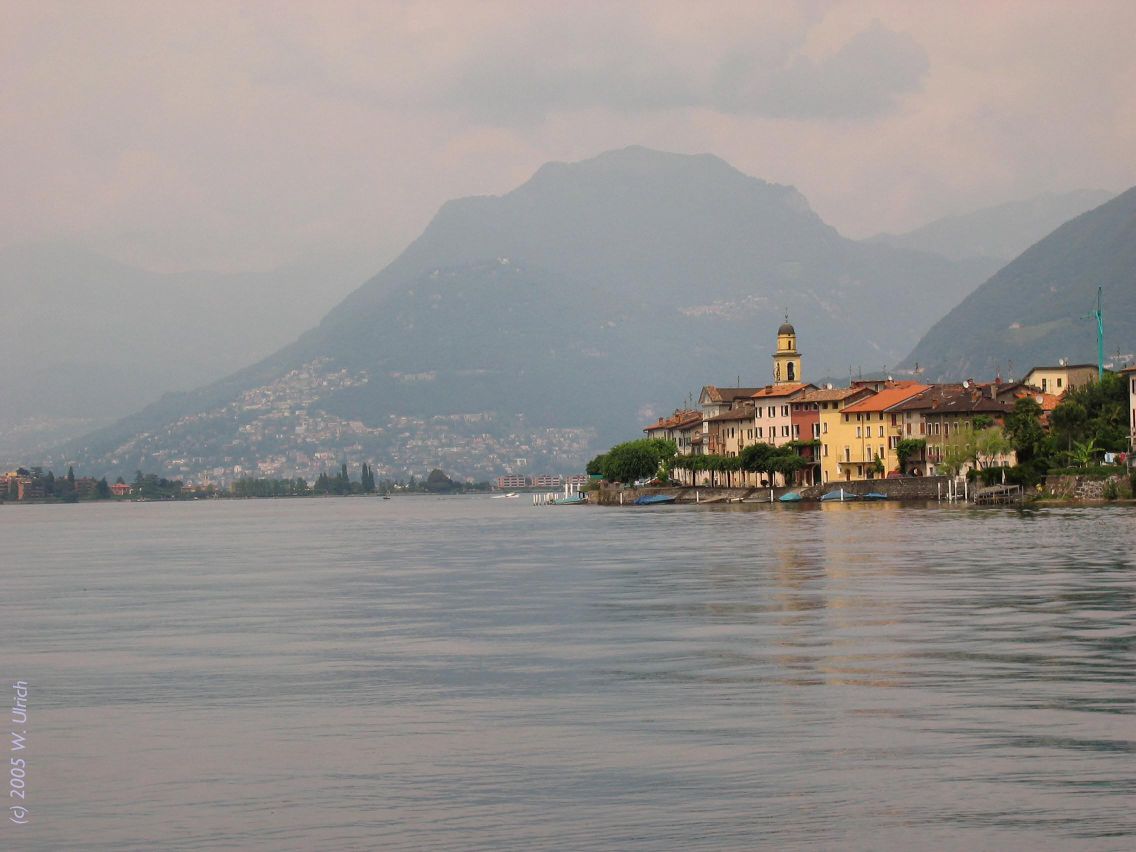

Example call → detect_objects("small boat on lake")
778 491 802 502
862 492 889 501
633 494 676 505
552 492 587 505
491 492 519 499
820 489 858 501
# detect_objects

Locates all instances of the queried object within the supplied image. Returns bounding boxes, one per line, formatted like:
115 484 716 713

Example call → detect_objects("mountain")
60 147 998 480
900 187 1136 381
0 243 370 456
869 189 1114 263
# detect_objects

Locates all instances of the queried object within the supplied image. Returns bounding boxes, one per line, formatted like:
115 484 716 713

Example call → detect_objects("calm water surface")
1 498 1133 850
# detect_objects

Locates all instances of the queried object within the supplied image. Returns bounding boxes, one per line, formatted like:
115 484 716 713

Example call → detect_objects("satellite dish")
1059 358 1067 367
962 380 969 389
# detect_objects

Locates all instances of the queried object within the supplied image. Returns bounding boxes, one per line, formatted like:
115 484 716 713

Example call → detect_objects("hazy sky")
4 1 1135 277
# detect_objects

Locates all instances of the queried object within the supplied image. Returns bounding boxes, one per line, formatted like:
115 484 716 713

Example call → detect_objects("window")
878 425 884 437
1057 377 1063 388
781 425 790 437
793 425 800 439
756 427 763 438
856 413 863 422
843 414 848 423
1041 378 1048 392
781 405 790 417
920 423 926 435
755 408 761 419
813 424 820 438
768 406 775 418
856 426 862 438
844 447 850 461
822 422 828 434
823 443 828 457
879 446 884 460
906 423 912 436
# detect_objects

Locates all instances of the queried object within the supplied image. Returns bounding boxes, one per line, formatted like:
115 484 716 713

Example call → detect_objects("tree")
1003 397 1046 464
96 477 110 499
974 426 1012 469
601 438 677 483
896 439 926 472
585 453 608 476
425 469 457 492
1064 438 1103 468
1050 371 1128 453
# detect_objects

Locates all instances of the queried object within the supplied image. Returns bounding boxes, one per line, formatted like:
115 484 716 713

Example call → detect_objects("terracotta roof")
643 408 701 432
1012 389 1062 412
750 382 814 399
842 382 930 414
795 386 873 403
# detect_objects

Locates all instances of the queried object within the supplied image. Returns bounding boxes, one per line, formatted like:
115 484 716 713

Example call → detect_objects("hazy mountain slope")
900 187 1136 381
63 147 997 478
869 189 1114 263
0 243 367 448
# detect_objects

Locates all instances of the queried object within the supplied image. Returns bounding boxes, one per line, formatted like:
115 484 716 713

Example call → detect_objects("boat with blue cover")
820 488 858 501
633 494 676 505
778 491 803 502
862 492 889 500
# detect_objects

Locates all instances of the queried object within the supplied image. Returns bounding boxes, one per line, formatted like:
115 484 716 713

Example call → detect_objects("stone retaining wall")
595 476 950 505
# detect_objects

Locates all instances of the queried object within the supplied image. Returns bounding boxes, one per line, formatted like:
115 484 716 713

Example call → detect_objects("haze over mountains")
901 186 1136 381
869 189 1114 263
0 243 374 456
50 145 1072 480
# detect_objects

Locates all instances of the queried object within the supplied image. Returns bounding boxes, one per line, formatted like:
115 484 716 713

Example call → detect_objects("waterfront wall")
595 476 950 505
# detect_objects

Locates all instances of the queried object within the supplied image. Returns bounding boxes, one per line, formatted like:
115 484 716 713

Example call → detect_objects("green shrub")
1046 465 1125 479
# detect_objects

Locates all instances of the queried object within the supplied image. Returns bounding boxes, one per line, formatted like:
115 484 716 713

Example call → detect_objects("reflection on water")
2 498 1134 850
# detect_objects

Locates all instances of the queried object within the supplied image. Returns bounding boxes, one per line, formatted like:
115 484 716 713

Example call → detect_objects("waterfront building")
798 386 876 485
887 384 1015 476
822 382 928 482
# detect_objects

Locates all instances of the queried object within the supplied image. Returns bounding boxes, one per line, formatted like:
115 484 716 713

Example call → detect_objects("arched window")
787 362 795 381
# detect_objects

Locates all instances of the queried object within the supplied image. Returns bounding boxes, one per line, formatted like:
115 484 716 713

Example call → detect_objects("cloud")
715 20 928 119
428 16 927 124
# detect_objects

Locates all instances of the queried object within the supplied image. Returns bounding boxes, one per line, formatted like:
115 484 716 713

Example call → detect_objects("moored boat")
633 494 676 505
778 491 802 502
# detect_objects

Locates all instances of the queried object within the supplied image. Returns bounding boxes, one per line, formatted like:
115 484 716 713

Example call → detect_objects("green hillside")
901 187 1136 381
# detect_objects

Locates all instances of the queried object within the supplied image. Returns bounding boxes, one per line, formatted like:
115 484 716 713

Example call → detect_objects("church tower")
772 316 802 385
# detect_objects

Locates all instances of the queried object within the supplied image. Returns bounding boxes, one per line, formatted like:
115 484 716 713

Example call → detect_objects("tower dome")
778 320 796 335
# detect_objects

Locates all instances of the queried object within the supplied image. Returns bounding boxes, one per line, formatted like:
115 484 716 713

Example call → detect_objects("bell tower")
772 315 802 385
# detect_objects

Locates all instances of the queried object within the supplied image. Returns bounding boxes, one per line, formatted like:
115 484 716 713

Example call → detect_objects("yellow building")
820 382 928 483
1022 363 1099 396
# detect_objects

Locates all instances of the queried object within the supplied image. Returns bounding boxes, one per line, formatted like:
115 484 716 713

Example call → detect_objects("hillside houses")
643 320 1120 488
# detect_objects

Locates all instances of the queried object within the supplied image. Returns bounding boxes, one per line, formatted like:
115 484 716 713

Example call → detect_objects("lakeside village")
588 320 1136 503
5 320 1135 506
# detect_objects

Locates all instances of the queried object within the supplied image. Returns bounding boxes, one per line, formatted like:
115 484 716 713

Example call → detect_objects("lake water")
2 497 1133 850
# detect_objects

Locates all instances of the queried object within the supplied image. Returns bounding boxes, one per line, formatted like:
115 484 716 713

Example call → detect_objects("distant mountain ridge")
62 146 1003 479
900 186 1136 381
0 242 371 457
869 189 1114 263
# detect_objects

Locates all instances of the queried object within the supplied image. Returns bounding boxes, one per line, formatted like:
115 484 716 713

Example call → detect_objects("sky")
4 0 1135 279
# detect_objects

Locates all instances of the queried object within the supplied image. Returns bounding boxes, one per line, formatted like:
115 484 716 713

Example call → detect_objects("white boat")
491 492 520 499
